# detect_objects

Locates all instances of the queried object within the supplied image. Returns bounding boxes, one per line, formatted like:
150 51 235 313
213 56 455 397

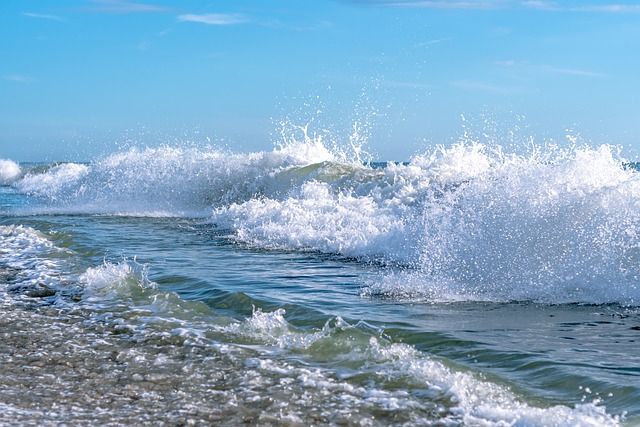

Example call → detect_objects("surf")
0 223 625 426
0 159 22 185
7 134 640 306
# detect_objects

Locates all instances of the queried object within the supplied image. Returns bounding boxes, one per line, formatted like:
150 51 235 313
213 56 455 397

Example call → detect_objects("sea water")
0 136 638 426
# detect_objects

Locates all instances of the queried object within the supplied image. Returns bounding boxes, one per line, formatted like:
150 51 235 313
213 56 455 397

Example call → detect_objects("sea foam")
10 137 640 305
225 307 622 426
215 142 640 305
0 159 21 185
0 222 625 426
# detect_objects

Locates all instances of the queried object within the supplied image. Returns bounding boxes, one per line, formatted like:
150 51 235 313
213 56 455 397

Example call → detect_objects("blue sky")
2 0 640 161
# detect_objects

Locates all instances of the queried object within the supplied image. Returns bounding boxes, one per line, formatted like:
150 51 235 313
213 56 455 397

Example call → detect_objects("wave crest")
10 139 640 305
0 159 22 185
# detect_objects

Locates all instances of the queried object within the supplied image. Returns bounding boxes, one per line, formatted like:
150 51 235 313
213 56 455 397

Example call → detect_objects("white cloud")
81 0 172 14
494 59 519 66
521 1 558 10
451 79 517 93
263 19 333 32
177 13 247 25
3 75 34 84
352 0 640 13
383 79 434 89
387 1 508 9
494 60 606 78
418 37 453 46
542 66 606 78
572 5 640 13
488 27 512 36
22 12 66 22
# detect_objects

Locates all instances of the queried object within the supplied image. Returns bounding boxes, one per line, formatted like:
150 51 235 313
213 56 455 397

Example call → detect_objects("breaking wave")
9 136 640 305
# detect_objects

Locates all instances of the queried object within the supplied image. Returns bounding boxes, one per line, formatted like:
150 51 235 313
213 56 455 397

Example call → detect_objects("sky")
1 0 640 162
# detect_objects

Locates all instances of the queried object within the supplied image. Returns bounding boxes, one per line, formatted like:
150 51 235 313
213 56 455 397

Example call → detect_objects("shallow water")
1 142 639 425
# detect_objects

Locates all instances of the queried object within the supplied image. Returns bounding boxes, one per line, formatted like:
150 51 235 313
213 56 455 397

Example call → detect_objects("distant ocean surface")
1 138 639 426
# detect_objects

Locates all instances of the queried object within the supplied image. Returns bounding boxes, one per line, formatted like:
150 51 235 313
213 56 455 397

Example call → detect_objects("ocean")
0 138 638 426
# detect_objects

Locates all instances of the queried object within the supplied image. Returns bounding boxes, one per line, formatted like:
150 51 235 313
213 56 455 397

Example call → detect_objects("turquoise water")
1 142 639 425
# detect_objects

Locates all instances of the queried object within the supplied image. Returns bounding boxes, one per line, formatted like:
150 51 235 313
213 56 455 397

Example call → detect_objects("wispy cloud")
523 2 640 12
521 1 558 11
384 1 509 9
22 12 66 22
81 0 173 14
494 59 519 67
177 13 248 25
261 19 333 32
451 79 518 93
344 0 640 13
572 5 640 13
418 37 453 46
542 65 606 78
495 60 606 78
383 79 434 89
488 27 512 36
3 75 34 84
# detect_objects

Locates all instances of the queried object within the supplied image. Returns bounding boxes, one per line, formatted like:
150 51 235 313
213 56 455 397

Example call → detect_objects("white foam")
216 180 411 262
0 159 22 185
0 222 625 424
227 308 623 426
407 144 640 305
0 225 73 290
17 162 89 200
79 260 155 301
216 142 640 305
9 138 640 305
11 142 335 216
